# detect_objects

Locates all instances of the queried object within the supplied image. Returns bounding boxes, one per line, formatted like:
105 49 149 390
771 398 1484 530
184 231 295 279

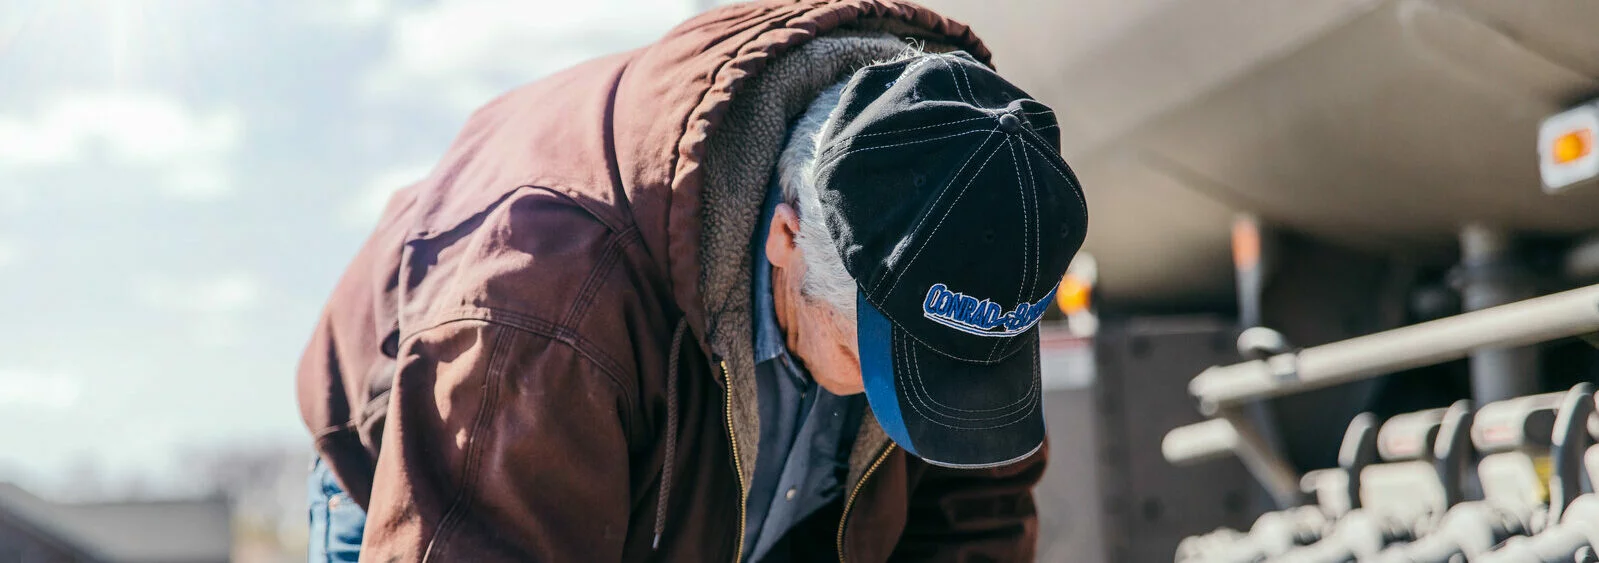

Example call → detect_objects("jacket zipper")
722 361 748 563
836 443 896 562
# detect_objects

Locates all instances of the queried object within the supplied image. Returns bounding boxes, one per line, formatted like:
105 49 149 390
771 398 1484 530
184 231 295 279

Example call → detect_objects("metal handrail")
1162 283 1599 497
1190 283 1599 414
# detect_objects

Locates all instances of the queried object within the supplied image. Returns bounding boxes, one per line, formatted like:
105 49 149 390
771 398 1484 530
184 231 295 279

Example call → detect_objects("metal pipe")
1457 224 1539 403
1221 409 1304 508
1564 233 1599 281
1161 418 1239 466
1189 283 1599 411
1160 414 1303 508
1229 215 1293 492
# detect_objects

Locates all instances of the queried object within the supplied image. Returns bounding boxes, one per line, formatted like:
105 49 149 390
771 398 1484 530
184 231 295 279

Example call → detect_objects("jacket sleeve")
890 445 1048 562
359 319 641 562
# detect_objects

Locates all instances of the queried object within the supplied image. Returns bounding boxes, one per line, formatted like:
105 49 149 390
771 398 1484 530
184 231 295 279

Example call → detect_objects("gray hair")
777 81 857 320
777 47 933 320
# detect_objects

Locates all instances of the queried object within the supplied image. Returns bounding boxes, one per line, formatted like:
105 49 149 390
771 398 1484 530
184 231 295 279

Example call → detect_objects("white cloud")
305 0 398 28
344 163 433 229
0 240 19 268
135 273 269 348
0 370 82 410
0 92 243 200
138 272 265 314
362 0 693 113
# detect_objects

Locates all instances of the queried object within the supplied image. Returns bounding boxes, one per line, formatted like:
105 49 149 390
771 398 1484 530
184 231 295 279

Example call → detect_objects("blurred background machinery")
927 0 1599 560
1174 383 1599 563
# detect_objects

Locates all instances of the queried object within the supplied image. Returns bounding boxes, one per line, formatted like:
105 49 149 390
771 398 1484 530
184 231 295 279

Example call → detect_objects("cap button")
998 113 1022 133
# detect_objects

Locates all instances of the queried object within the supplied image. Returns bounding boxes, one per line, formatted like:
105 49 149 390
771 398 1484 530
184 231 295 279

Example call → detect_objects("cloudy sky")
0 0 719 495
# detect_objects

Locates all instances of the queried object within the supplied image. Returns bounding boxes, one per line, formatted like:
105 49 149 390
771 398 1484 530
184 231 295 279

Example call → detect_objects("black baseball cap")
815 52 1087 468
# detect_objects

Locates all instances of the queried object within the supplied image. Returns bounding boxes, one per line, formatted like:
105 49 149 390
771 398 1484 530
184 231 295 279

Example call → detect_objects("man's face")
766 203 864 396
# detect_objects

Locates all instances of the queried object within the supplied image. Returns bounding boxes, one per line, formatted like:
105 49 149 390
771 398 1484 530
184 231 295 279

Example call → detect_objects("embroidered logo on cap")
921 283 1054 337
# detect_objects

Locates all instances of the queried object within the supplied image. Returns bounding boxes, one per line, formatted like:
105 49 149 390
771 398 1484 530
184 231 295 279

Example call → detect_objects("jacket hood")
402 0 989 351
296 4 1036 559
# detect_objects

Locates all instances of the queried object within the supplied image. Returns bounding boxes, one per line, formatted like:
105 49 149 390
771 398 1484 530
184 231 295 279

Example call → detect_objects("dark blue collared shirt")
740 175 865 563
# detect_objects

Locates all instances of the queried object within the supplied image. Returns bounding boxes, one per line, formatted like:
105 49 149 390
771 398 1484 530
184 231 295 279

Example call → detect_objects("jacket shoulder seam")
401 312 640 431
414 318 640 561
422 324 515 562
558 224 641 330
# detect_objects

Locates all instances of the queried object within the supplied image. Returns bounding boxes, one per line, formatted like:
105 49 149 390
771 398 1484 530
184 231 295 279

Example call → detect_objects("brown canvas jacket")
296 1 1046 561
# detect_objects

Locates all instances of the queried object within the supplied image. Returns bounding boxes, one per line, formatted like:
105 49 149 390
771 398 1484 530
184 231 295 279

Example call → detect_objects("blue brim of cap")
857 291 1045 468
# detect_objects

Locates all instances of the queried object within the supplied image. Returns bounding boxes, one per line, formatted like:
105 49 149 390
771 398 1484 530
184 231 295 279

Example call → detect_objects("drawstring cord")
653 318 689 550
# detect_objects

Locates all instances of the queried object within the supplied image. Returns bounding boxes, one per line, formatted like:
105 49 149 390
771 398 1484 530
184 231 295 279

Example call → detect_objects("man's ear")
767 202 802 269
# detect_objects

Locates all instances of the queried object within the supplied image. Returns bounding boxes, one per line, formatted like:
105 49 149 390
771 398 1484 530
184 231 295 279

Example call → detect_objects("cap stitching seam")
897 331 1040 429
948 54 978 107
1018 129 1086 211
883 129 1003 297
902 328 1035 418
904 328 1035 416
865 126 999 295
820 127 994 168
1024 134 1042 349
873 297 1036 365
1021 141 1086 220
935 55 973 105
987 137 1026 363
897 333 1039 430
848 114 993 140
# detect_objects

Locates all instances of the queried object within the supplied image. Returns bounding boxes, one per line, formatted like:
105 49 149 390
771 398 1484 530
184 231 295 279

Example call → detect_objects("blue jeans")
308 457 366 562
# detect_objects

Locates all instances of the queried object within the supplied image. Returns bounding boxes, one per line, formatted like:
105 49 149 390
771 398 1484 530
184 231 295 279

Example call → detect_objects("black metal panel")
1035 383 1108 562
1091 317 1271 562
